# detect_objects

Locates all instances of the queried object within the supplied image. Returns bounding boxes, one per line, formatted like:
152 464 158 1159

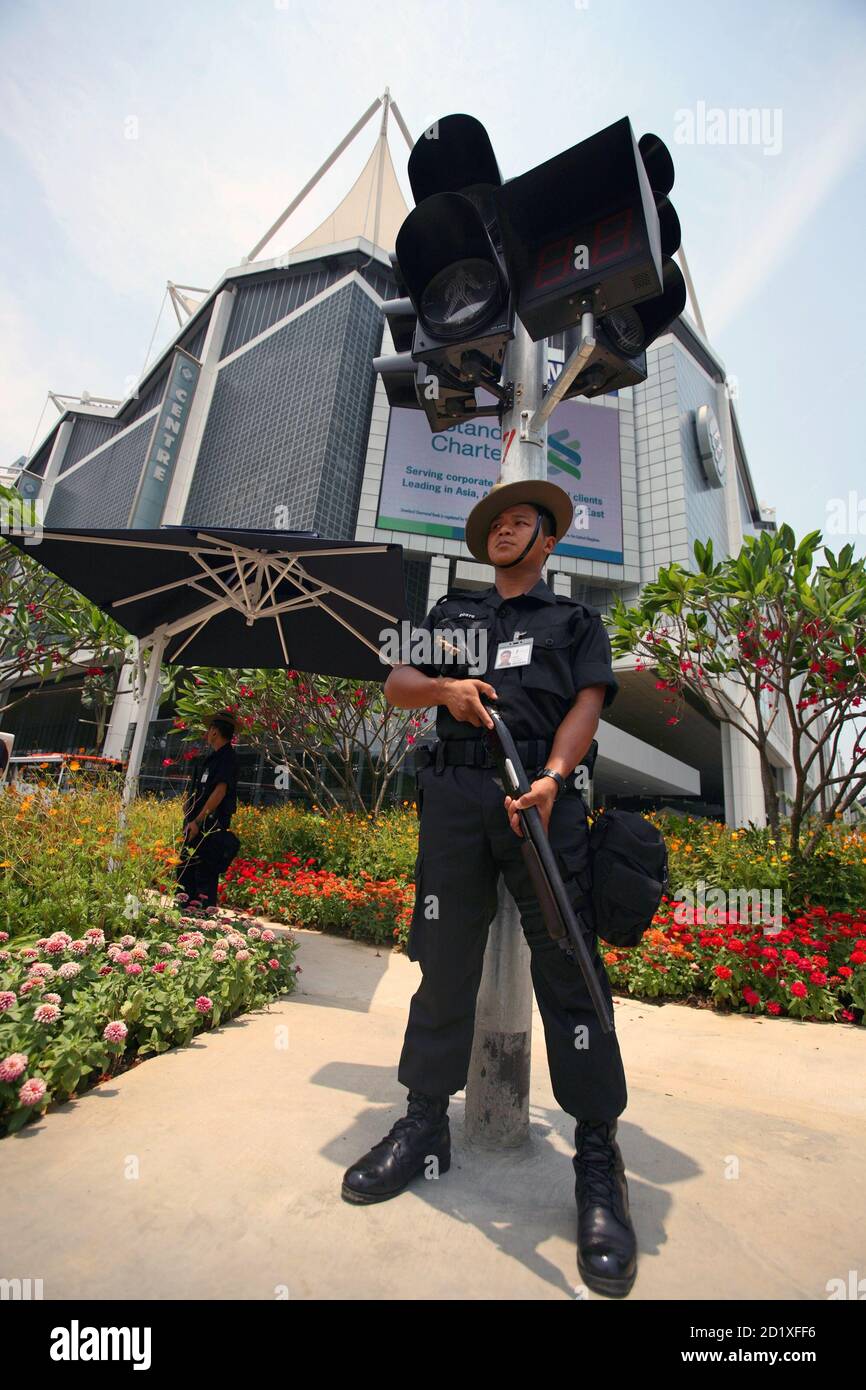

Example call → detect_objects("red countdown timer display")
530 207 643 297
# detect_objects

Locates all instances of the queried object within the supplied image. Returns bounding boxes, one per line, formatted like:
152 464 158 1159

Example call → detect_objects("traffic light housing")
553 320 648 401
396 116 514 390
374 113 688 431
495 117 685 353
373 262 492 431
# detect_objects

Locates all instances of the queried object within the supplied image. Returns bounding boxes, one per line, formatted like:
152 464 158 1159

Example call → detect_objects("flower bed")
0 905 299 1136
600 903 866 1023
221 855 413 946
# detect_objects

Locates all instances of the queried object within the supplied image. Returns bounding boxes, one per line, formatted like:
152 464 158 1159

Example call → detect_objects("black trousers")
176 832 220 909
397 763 627 1122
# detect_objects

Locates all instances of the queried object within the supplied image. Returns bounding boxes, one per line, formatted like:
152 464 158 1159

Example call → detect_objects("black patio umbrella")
6 525 408 678
5 524 411 805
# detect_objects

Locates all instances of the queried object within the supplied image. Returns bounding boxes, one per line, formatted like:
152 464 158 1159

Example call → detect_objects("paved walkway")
2 928 864 1300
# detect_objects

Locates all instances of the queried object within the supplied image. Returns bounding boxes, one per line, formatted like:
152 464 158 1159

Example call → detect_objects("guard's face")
487 504 553 566
205 725 219 750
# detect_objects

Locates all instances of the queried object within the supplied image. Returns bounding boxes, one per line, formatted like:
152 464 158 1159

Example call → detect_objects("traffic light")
495 117 686 353
553 319 648 401
374 116 513 428
375 113 688 429
373 263 487 431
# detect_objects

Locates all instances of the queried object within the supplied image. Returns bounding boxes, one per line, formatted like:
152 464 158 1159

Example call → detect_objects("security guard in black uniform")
341 480 637 1298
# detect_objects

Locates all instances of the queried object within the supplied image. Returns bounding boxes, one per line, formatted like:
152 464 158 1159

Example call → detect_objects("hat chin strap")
492 512 543 569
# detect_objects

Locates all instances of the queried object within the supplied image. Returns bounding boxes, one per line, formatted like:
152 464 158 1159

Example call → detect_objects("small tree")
166 666 433 815
608 526 866 857
0 535 132 747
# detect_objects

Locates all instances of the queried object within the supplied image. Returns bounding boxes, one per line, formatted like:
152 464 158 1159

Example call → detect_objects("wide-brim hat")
464 479 574 564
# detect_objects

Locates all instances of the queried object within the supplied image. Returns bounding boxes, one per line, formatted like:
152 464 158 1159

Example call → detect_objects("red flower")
766 1001 782 1016
790 981 808 999
714 965 732 981
743 987 760 1007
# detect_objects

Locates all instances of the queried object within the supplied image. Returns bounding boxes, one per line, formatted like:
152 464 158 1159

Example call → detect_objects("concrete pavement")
1 927 864 1300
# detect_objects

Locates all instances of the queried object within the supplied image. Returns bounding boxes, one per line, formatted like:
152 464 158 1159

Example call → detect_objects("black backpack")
197 827 241 875
588 810 668 948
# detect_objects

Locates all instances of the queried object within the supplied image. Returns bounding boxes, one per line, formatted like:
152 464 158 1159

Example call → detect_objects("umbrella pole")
109 626 168 870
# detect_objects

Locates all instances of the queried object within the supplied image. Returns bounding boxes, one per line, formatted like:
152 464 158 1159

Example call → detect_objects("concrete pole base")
464 877 533 1149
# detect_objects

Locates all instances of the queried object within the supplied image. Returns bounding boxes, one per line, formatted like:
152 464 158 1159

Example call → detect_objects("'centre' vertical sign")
128 348 201 527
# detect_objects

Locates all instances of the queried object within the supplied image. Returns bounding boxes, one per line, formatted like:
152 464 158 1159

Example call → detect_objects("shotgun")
480 695 614 1034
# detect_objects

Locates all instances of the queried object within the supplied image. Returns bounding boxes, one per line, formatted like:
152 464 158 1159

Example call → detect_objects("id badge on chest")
494 637 534 669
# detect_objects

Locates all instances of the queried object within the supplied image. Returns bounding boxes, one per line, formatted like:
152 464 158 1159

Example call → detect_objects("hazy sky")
1 0 865 557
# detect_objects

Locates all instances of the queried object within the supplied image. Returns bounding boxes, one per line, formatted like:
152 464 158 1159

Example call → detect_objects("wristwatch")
536 767 566 799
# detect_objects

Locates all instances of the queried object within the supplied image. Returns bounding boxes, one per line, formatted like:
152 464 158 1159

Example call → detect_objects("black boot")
573 1118 637 1298
341 1091 451 1204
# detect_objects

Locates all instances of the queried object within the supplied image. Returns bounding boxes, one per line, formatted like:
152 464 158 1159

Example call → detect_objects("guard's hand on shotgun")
442 678 498 729
505 778 558 837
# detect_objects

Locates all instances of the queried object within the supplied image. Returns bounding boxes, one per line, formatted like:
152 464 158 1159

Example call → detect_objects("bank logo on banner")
547 429 582 480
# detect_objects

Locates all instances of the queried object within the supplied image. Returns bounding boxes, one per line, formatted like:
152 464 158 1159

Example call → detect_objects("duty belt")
414 737 552 775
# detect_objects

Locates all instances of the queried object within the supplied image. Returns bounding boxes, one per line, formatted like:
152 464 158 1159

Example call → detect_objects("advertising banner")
376 393 623 564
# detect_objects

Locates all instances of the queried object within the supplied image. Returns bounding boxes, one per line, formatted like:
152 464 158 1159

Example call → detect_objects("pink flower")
194 996 213 1013
58 962 81 979
42 992 62 1005
103 1020 128 1044
152 961 167 973
125 963 143 976
268 958 280 970
33 1002 62 1024
18 1077 48 1106
261 929 276 943
234 949 250 962
0 1052 28 1082
0 991 17 1013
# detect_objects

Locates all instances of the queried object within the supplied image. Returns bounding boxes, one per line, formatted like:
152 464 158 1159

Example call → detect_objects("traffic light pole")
464 319 548 1148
